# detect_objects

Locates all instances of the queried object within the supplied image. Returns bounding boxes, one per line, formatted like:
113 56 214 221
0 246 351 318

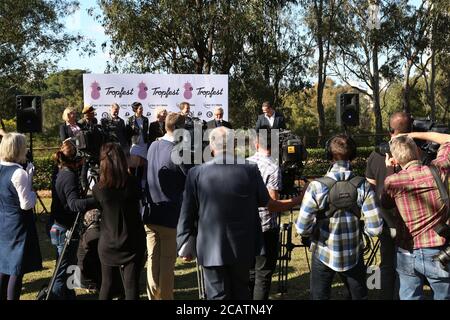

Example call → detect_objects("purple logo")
183 82 193 100
90 81 101 100
138 81 148 100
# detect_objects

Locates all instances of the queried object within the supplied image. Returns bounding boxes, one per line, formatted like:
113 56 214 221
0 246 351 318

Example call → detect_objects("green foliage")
33 156 55 190
0 0 86 118
38 69 86 135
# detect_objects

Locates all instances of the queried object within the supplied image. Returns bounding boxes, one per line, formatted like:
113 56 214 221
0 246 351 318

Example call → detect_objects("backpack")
311 175 366 241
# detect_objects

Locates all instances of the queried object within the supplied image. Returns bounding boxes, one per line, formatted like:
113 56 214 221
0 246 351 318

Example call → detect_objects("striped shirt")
295 161 383 272
383 142 450 250
247 152 282 232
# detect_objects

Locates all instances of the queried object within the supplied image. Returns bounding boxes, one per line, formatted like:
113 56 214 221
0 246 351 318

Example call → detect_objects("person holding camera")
381 131 450 300
177 127 304 300
247 128 283 300
0 133 42 300
50 140 97 299
365 111 412 299
101 103 129 156
296 134 383 300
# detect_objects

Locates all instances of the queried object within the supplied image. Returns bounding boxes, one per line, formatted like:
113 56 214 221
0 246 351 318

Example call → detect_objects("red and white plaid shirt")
383 142 450 250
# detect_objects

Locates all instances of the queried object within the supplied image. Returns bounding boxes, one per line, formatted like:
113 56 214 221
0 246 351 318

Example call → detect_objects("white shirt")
1 161 36 210
264 113 275 128
161 133 175 143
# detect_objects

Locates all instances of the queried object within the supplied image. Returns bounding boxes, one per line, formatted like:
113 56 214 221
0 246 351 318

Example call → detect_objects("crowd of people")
0 101 449 301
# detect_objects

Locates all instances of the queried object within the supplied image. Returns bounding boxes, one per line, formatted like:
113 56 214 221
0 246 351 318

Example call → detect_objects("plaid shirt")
247 152 282 232
295 161 383 272
383 142 450 250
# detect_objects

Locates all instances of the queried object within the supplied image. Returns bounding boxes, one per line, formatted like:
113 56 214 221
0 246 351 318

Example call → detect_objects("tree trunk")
372 41 383 144
315 0 326 146
402 60 412 113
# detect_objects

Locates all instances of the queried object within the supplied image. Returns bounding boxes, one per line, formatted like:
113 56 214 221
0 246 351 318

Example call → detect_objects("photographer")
101 103 129 156
365 111 412 299
0 133 42 300
381 132 450 300
77 104 101 191
50 140 97 299
296 134 383 300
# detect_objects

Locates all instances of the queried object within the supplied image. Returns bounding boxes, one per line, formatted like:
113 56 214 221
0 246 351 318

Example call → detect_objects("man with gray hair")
177 127 305 299
382 131 450 300
206 107 232 129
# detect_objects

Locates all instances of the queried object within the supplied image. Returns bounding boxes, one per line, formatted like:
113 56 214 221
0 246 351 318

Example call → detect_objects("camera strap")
429 165 450 224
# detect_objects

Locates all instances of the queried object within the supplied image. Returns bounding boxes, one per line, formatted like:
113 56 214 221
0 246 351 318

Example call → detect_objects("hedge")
32 146 376 190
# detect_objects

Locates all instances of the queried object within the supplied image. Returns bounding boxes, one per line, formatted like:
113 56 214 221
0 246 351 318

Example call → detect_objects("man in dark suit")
148 107 167 144
255 101 286 130
206 107 232 130
177 127 304 300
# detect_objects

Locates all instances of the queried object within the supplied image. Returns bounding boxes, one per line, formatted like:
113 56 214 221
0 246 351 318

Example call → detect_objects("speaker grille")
16 95 43 133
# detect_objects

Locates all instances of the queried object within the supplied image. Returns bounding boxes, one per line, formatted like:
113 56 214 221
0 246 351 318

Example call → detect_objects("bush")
32 146 376 190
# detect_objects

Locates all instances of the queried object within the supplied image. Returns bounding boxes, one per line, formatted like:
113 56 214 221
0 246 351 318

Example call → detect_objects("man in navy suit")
255 101 286 131
177 127 304 300
206 107 232 130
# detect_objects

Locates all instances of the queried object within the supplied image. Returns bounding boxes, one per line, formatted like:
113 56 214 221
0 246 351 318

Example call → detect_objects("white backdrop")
82 74 228 122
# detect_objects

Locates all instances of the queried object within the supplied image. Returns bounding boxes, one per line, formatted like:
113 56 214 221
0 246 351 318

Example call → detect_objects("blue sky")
57 0 108 73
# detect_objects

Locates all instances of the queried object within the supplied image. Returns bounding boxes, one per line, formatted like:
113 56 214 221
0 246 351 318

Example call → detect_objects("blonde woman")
0 132 41 300
59 107 81 141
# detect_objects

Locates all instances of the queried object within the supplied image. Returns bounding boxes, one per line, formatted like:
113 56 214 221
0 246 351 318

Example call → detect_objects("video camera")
278 130 308 195
376 116 449 164
71 124 105 164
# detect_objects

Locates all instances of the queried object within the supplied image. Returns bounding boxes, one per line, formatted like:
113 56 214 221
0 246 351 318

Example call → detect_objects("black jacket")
206 119 232 130
51 167 97 229
127 115 149 145
255 112 286 130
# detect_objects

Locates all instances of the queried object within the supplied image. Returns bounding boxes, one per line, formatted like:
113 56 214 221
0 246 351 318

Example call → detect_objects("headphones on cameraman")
325 134 357 161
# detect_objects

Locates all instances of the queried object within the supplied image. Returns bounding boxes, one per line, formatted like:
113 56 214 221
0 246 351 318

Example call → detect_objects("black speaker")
336 93 359 126
16 95 42 133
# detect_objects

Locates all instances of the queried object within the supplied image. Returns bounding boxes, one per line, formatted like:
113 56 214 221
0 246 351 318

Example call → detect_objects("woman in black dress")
93 143 146 300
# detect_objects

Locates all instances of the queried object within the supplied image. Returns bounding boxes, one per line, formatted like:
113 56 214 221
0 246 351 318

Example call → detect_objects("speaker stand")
28 132 50 216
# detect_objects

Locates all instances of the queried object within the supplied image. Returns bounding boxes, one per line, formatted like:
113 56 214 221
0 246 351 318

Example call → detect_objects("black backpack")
311 175 366 241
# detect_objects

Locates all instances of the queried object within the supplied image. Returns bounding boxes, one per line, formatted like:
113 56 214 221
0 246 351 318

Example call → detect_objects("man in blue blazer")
177 127 303 300
255 101 286 131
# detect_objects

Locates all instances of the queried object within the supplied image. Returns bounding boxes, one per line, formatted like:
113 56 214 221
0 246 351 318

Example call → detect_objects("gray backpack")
312 175 366 240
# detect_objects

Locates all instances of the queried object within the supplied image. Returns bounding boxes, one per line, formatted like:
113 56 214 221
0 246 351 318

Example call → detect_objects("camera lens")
434 245 450 270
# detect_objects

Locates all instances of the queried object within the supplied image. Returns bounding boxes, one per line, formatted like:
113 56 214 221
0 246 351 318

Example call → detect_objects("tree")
330 0 401 143
0 0 87 119
300 0 344 144
96 0 309 128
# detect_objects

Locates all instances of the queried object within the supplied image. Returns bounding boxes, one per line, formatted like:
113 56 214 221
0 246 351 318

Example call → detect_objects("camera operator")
296 134 383 300
77 104 101 191
50 140 98 299
381 131 450 300
101 103 129 156
365 111 412 299
247 127 283 300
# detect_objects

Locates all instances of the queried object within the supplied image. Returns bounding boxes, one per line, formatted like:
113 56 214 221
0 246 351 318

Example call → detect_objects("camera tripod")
37 211 83 300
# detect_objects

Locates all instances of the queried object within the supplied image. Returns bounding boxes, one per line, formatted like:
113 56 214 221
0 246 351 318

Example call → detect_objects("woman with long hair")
50 139 97 299
93 143 146 300
0 132 42 300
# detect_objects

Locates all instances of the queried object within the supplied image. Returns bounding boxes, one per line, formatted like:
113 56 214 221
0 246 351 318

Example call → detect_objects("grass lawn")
21 197 387 300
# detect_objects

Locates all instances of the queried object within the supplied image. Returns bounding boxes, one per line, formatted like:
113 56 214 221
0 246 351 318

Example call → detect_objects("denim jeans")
310 254 368 300
396 247 450 300
49 223 78 300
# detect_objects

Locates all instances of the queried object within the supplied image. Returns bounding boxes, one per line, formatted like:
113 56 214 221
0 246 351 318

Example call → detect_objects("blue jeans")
49 223 78 300
396 247 450 300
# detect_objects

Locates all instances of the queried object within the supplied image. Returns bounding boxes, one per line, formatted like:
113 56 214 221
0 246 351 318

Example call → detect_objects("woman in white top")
0 132 41 300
